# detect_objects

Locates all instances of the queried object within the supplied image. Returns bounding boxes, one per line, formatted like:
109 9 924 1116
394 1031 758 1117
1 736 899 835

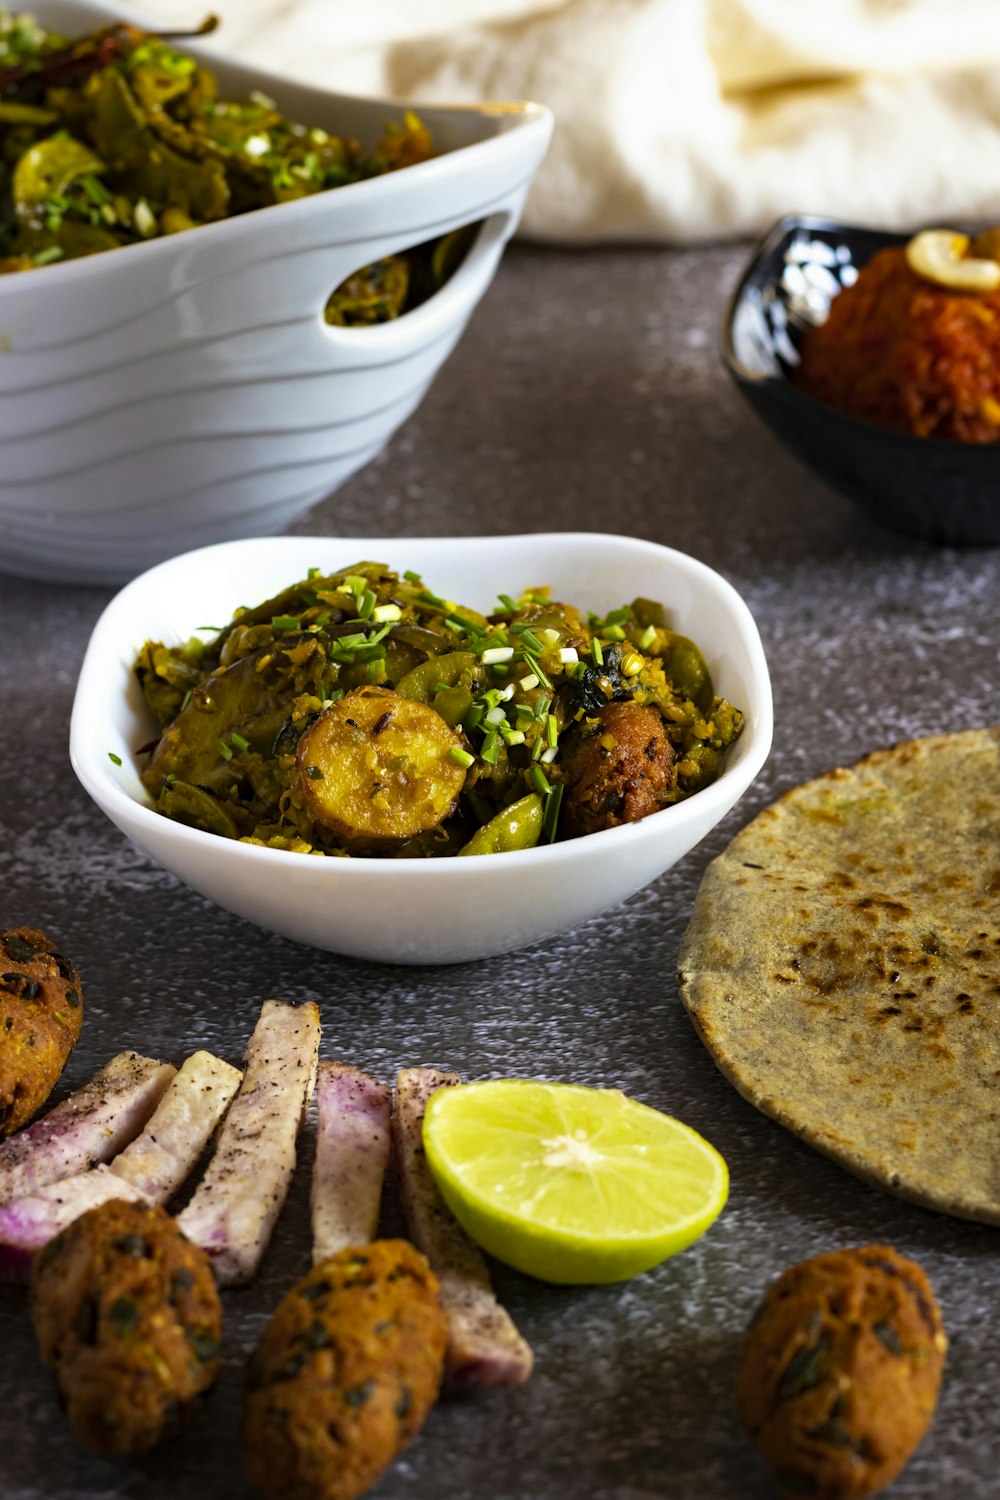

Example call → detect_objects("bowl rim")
0 0 552 297
70 531 774 877
721 212 1000 456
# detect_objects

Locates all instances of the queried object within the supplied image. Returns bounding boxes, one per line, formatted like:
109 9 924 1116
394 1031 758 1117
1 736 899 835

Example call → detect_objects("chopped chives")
535 693 551 719
546 714 559 748
519 673 539 692
344 574 367 596
230 732 250 752
403 569 422 583
357 589 377 620
592 639 604 666
419 588 447 608
271 614 301 632
496 593 518 612
639 624 657 651
218 739 234 761
307 566 321 578
108 751 122 766
32 245 64 265
604 608 630 625
449 746 475 769
603 624 626 641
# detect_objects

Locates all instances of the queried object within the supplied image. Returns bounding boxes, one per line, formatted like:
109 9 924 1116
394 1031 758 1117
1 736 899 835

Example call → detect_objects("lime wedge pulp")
422 1080 728 1285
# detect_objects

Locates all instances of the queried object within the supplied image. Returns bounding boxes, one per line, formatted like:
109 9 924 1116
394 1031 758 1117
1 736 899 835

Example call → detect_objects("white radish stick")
0 1051 242 1272
311 1061 391 1264
0 1052 176 1208
177 1000 320 1288
393 1066 533 1388
111 1049 242 1200
0 1172 148 1281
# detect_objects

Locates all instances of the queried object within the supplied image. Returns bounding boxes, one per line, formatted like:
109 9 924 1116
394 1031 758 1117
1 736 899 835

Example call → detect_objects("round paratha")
678 726 1000 1224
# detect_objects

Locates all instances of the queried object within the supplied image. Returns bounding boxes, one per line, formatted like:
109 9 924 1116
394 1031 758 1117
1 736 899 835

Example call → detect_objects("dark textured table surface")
2 243 998 1500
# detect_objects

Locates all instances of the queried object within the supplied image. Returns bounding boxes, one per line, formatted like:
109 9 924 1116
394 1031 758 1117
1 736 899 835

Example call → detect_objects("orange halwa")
794 246 1000 441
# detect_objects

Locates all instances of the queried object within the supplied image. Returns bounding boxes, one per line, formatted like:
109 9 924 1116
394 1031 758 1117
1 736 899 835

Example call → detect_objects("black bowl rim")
721 213 1000 459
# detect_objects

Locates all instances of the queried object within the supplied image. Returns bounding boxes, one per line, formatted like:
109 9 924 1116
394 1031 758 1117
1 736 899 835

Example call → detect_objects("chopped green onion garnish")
539 627 561 646
372 603 401 623
449 746 475 769
357 589 377 620
542 782 564 842
218 739 234 761
639 624 657 651
546 714 559 749
535 693 551 719
520 652 552 689
519 673 540 692
541 745 559 764
108 751 122 766
531 766 552 795
592 639 604 666
482 646 514 665
271 614 301 632
485 706 507 726
230 732 250 753
558 647 579 664
496 593 518 612
510 624 544 652
603 624 626 641
480 730 501 766
32 245 64 266
344 574 367 596
500 727 525 746
419 588 448 608
403 569 422 583
307 566 321 578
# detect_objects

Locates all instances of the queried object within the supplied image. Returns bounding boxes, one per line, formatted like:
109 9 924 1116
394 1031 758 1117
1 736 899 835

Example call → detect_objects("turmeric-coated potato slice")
296 687 467 846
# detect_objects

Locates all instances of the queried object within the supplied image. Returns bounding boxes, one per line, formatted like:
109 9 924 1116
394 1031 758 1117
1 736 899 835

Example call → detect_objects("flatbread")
678 726 1000 1225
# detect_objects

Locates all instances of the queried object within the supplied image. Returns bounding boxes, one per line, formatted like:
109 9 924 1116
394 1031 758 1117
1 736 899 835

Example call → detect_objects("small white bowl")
70 533 773 965
0 1 551 584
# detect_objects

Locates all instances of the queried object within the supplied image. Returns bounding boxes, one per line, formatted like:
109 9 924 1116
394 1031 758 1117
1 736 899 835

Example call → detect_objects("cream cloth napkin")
128 0 1000 241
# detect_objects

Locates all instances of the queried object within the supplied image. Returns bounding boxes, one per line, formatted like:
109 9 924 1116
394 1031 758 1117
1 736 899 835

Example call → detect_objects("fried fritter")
737 1244 947 1500
244 1239 448 1500
31 1199 222 1455
0 928 83 1137
561 701 674 838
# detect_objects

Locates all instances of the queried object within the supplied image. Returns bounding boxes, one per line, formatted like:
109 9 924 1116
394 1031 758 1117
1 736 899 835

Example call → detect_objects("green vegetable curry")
0 9 471 321
133 564 745 858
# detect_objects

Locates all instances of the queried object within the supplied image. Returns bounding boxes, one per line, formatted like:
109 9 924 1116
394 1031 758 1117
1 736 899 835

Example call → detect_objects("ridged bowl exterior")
0 1 553 583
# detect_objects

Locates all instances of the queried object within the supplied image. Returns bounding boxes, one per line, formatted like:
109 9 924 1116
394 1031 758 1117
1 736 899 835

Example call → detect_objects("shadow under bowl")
723 214 1000 547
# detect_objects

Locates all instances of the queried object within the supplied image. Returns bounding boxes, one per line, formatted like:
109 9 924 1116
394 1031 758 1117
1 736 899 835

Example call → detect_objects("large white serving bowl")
70 532 773 965
0 1 552 585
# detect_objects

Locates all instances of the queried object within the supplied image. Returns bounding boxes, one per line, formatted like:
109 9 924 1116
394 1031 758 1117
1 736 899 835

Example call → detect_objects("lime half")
423 1080 728 1284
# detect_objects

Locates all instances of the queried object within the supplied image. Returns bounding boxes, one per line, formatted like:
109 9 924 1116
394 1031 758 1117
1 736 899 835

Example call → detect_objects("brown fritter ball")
0 928 83 1137
31 1199 222 1456
561 701 674 838
244 1239 448 1500
737 1245 947 1500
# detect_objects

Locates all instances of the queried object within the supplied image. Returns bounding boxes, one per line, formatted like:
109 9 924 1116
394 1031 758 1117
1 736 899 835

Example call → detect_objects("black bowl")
723 214 1000 547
